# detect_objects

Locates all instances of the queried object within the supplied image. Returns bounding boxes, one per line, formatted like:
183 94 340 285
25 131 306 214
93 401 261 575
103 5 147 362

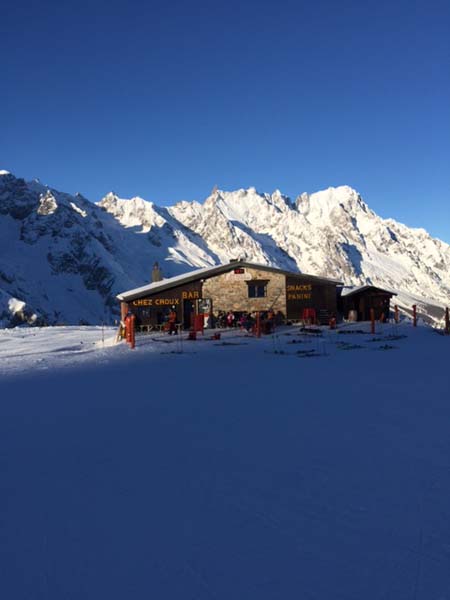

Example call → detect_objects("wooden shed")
338 285 396 322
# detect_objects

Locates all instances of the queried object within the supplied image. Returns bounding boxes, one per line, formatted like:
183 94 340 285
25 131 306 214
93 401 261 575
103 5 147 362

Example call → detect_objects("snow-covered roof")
340 285 397 297
117 261 343 301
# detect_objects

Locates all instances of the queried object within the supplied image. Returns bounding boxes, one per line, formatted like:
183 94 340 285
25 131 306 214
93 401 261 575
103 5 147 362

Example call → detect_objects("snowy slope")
1 170 449 326
0 172 120 325
1 322 450 599
0 173 216 326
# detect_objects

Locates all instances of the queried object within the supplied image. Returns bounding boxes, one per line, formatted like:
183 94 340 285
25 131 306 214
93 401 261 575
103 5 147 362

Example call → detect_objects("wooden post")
370 308 375 334
445 307 449 335
121 302 129 322
394 305 399 323
412 304 417 327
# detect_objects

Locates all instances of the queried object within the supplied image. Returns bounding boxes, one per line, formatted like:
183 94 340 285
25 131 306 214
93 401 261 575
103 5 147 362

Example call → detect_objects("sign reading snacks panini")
286 283 312 300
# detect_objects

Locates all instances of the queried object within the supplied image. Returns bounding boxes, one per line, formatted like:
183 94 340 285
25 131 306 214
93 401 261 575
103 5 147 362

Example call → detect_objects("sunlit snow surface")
1 323 450 599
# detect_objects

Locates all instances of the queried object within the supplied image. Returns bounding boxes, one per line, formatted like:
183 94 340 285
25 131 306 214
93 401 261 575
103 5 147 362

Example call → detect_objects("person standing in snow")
266 309 275 333
168 307 177 335
227 311 235 327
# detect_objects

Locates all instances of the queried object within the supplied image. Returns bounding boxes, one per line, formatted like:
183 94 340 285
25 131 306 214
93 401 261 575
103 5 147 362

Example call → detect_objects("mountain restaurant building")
117 261 342 330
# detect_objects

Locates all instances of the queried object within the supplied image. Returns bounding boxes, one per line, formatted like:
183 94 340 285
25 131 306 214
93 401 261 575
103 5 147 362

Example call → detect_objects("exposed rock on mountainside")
1 170 449 326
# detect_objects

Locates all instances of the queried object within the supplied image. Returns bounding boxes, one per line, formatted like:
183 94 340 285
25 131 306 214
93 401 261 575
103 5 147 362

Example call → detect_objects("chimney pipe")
152 261 162 282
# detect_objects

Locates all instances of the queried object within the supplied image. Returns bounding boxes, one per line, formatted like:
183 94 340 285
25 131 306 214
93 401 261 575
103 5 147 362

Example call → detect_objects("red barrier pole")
125 315 131 345
394 305 399 323
130 314 136 349
445 307 449 335
412 304 417 327
195 314 204 335
370 308 375 334
256 312 261 338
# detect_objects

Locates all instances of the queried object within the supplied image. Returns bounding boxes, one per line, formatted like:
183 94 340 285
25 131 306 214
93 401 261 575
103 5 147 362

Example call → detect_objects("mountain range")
1 170 449 327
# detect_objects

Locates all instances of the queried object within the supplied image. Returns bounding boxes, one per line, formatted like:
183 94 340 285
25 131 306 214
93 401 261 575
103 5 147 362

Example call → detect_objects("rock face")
0 173 118 326
1 170 449 327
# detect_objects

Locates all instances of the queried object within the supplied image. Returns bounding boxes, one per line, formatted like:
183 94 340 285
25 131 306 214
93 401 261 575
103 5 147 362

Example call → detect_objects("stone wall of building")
202 267 287 315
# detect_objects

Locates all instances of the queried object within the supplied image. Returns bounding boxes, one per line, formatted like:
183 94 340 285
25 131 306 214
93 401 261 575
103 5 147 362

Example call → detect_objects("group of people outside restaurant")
214 309 282 333
160 308 282 334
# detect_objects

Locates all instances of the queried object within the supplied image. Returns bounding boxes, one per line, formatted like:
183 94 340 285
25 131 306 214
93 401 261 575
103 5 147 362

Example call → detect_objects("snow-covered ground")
0 326 122 376
1 322 450 599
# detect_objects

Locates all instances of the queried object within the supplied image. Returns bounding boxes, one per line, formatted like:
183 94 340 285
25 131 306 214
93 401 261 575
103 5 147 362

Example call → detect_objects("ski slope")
1 323 449 599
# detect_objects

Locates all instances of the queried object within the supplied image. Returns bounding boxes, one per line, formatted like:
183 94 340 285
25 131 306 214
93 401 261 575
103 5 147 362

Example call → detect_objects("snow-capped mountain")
1 170 449 326
168 186 450 322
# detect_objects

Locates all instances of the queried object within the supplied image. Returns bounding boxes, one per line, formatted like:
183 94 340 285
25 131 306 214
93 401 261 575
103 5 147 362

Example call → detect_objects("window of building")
247 280 268 298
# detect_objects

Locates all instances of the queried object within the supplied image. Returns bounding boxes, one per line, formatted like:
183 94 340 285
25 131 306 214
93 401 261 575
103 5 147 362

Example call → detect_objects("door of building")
183 299 195 329
197 298 212 328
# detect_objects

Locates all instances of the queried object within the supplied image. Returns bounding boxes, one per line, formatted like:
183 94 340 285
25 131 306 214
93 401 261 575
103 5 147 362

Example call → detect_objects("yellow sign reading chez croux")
132 290 199 307
132 298 178 307
286 283 312 301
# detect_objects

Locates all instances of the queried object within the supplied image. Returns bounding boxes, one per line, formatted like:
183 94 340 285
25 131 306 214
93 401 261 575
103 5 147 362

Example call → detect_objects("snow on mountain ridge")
99 192 166 231
94 184 450 314
100 183 450 322
0 171 449 326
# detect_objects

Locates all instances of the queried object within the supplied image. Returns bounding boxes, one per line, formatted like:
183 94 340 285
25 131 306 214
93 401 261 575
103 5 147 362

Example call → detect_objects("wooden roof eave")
339 285 398 298
117 261 343 302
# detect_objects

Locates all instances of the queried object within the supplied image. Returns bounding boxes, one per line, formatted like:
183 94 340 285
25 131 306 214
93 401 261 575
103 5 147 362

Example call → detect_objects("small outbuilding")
338 285 396 322
117 260 342 330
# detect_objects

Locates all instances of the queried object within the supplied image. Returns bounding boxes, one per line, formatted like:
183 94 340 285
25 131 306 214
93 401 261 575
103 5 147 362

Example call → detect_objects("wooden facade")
125 281 202 330
338 286 396 321
118 262 342 330
285 276 337 324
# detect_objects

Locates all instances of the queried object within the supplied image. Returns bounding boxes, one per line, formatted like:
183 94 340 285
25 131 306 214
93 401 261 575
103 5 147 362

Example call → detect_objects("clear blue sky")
1 0 449 241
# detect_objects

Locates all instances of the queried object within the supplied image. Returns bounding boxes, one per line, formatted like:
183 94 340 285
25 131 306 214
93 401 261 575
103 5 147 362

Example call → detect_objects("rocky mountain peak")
98 192 165 231
37 191 58 216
